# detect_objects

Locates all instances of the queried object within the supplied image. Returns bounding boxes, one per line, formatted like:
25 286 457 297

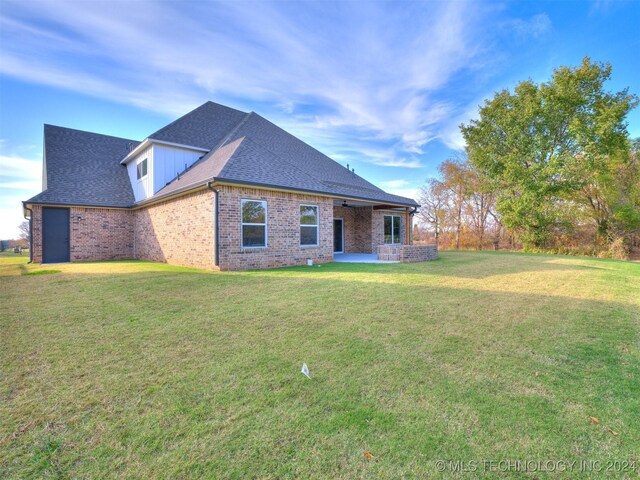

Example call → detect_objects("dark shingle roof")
25 125 137 207
154 111 418 206
26 102 418 208
149 101 247 149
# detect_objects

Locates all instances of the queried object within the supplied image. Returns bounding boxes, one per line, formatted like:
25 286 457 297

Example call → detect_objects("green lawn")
1 252 639 478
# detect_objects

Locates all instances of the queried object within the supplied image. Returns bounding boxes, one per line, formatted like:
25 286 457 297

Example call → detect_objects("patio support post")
405 207 411 245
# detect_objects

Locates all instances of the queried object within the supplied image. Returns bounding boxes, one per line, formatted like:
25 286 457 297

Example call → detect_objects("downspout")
207 182 220 268
409 206 418 245
23 202 33 263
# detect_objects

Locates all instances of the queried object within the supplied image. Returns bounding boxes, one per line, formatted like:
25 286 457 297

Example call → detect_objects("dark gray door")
43 207 70 263
333 218 343 253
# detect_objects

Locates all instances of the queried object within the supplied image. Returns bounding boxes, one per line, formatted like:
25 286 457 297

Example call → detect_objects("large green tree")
461 57 638 247
575 138 640 243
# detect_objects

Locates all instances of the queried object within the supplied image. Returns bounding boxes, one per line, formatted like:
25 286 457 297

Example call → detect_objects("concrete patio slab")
333 253 399 264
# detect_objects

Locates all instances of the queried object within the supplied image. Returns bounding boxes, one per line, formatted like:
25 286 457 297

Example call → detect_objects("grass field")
1 251 639 478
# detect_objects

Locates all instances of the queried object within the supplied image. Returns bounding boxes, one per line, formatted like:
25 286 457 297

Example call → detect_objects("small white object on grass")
301 363 311 379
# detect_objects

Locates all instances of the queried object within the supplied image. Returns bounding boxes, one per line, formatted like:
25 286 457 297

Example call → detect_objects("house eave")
212 179 419 207
132 177 418 209
22 200 132 210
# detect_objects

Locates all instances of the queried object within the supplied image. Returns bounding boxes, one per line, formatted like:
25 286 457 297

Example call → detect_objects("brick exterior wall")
216 185 333 270
30 205 43 263
333 206 411 254
29 205 133 263
371 209 408 252
377 244 438 263
134 189 216 270
28 186 417 271
332 205 373 253
70 208 133 261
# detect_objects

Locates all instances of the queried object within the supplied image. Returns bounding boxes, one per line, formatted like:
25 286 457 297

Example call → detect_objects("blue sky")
1 0 639 238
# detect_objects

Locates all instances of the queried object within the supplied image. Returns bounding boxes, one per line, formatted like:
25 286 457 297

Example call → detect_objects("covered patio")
331 199 411 255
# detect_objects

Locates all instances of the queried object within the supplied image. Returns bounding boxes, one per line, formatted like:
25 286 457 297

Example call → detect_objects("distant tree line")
1 221 30 252
417 58 639 259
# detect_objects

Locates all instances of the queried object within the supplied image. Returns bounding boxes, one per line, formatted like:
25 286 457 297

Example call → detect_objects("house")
23 101 436 270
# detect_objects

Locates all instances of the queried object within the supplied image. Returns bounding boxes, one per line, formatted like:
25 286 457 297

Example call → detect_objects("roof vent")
128 143 135 152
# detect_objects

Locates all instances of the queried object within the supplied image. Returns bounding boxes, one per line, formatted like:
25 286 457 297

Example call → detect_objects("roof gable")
26 125 137 207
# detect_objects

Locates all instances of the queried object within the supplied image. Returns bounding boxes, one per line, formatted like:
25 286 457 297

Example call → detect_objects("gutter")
207 182 220 268
133 178 418 210
22 202 33 263
211 178 419 208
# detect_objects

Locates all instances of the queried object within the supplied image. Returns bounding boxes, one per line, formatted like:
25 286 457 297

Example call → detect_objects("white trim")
121 138 209 164
384 214 402 245
136 157 148 181
300 204 319 247
241 198 267 248
333 217 344 253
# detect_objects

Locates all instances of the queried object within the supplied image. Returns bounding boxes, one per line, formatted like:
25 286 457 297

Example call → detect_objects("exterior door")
333 218 344 253
42 207 70 263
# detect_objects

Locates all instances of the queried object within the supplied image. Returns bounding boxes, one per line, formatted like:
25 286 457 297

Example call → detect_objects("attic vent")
128 143 135 152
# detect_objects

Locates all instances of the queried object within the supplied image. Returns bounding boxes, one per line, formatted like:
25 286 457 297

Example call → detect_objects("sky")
0 0 639 239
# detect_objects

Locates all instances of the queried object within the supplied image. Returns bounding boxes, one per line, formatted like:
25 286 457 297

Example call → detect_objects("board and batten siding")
127 144 153 202
152 145 203 194
127 144 204 202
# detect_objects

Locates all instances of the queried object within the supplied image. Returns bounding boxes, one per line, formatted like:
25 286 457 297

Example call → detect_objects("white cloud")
0 154 42 180
0 180 41 190
386 187 420 201
439 100 485 151
0 0 492 166
370 158 425 169
508 13 552 40
0 194 29 239
380 179 410 189
0 154 42 238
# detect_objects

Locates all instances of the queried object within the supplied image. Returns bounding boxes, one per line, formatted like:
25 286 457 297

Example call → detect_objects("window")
241 199 267 247
136 158 148 180
300 205 318 246
384 215 401 244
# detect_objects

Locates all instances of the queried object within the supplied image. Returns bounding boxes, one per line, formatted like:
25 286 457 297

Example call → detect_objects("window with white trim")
384 215 401 244
136 158 148 180
241 199 267 247
300 205 318 246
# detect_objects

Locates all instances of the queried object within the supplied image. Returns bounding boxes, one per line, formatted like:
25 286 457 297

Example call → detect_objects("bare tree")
439 159 471 249
18 220 30 247
464 169 495 249
418 179 448 243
